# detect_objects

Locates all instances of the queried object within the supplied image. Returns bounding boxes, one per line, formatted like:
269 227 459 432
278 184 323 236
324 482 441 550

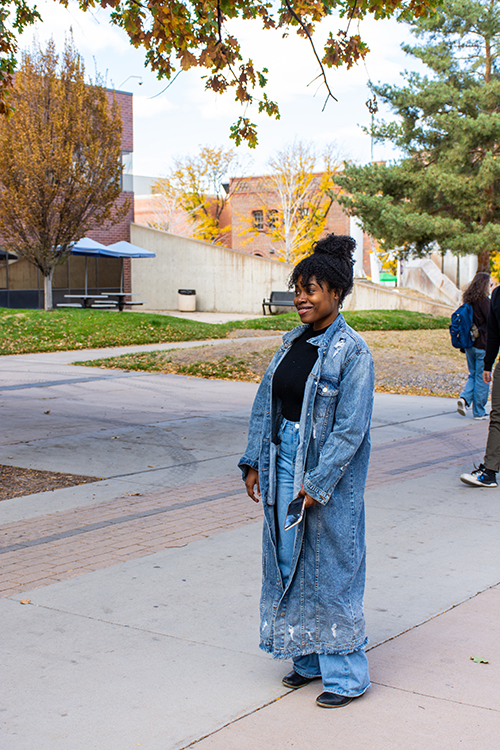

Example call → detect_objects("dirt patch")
172 329 467 396
89 329 469 397
0 465 100 502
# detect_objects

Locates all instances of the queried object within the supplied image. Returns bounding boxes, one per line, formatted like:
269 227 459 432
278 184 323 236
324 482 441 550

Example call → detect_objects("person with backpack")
455 272 491 420
460 278 500 488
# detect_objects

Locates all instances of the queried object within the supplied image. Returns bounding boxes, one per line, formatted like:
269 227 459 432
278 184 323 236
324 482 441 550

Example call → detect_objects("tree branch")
283 0 337 105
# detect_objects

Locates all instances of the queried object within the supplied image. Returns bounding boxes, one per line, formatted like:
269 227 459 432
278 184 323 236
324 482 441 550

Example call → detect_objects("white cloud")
133 95 176 119
17 0 130 56
11 4 425 173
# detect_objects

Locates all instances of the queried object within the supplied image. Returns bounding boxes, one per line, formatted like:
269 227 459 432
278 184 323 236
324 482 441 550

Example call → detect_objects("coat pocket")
312 377 340 443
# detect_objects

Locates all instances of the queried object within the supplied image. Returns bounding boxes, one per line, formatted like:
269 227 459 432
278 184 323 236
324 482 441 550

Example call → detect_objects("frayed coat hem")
259 636 369 660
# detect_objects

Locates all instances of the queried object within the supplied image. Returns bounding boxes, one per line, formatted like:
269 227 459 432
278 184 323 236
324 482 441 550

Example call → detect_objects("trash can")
178 288 196 312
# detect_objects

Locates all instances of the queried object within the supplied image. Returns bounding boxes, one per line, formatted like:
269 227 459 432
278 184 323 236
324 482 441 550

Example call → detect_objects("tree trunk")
43 267 55 311
477 249 490 273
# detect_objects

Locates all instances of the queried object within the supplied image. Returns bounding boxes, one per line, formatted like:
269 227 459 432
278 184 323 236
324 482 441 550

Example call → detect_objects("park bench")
262 291 295 315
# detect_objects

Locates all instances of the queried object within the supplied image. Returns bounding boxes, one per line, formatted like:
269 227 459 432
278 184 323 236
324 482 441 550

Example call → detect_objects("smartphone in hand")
284 495 306 530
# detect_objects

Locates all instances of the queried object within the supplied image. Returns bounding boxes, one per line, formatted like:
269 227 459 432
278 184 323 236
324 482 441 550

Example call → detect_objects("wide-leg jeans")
461 347 489 418
484 360 500 472
276 418 370 697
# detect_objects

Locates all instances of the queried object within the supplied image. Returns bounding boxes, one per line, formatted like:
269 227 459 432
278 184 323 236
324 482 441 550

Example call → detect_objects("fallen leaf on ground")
470 656 489 664
20 598 31 605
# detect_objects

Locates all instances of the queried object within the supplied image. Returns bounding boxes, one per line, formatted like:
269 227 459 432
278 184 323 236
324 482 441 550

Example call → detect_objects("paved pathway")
0 422 489 599
1 345 499 749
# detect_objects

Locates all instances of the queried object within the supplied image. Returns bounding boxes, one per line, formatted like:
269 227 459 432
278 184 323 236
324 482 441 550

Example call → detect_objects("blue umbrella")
71 237 108 254
70 238 155 294
102 240 155 258
98 241 155 292
70 237 108 294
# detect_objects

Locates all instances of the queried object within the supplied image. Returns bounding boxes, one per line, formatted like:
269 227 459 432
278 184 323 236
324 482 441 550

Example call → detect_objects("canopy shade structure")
69 238 108 295
70 237 108 255
103 240 155 258
0 248 18 260
70 237 155 295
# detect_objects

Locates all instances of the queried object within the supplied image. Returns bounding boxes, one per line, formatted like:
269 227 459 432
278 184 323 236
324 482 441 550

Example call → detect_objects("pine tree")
335 0 500 272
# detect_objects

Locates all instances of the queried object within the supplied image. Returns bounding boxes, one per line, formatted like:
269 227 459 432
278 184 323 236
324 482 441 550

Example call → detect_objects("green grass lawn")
0 307 450 356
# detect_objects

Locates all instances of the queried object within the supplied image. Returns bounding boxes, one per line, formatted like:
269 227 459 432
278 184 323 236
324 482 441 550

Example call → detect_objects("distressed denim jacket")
239 314 374 658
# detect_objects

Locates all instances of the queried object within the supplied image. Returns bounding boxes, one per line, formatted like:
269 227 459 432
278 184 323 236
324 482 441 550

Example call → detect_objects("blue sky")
18 1 424 179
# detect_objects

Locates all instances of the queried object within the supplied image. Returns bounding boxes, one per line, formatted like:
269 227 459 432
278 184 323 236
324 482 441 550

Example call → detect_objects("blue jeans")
461 347 489 418
276 418 370 697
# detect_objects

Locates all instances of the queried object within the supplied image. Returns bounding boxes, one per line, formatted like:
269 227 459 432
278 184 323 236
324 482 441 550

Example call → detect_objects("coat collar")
282 314 346 348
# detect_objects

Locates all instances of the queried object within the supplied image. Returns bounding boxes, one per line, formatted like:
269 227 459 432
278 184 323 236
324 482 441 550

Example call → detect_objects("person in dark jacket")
460 278 500 488
456 272 491 420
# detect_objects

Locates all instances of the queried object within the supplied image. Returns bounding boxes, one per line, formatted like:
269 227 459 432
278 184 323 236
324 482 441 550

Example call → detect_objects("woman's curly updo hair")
290 233 355 305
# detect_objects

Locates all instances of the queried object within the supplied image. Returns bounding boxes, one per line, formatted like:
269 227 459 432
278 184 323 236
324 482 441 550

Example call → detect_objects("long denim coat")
239 314 374 659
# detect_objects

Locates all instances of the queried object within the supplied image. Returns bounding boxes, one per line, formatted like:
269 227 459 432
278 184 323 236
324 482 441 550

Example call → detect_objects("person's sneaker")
460 464 497 487
457 398 468 416
474 415 488 420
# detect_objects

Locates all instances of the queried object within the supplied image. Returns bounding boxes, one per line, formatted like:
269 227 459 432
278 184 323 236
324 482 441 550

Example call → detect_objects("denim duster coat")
239 314 374 659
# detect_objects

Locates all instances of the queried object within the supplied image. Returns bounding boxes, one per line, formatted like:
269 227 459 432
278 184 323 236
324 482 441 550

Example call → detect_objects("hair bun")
313 234 355 263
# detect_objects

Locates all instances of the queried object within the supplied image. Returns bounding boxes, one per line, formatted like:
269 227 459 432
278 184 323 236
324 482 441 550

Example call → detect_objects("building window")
252 210 264 231
121 151 133 192
268 209 278 229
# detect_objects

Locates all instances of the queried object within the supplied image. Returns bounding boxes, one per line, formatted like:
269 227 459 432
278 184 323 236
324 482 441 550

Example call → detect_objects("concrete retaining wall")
402 259 461 306
344 279 453 316
130 224 292 313
130 225 454 316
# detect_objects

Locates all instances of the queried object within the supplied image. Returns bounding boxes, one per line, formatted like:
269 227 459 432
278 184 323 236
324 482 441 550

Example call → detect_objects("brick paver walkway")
0 423 487 598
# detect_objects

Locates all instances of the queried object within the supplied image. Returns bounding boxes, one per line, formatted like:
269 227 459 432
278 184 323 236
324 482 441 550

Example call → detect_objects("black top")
485 287 500 370
471 297 490 350
273 324 330 421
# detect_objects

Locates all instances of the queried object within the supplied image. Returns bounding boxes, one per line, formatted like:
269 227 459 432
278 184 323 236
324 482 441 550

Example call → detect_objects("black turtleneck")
272 324 330 421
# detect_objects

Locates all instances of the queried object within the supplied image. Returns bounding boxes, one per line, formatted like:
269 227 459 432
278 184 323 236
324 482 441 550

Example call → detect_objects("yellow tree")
0 37 127 310
153 146 244 244
243 142 342 264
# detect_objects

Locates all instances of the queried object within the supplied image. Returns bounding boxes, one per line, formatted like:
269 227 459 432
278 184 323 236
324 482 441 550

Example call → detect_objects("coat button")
280 612 285 617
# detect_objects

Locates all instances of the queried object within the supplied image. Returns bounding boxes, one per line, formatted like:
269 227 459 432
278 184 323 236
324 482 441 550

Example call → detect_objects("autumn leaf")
1 0 439 145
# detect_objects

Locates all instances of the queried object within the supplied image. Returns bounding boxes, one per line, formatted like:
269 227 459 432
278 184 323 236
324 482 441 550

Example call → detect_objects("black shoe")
460 464 498 487
282 670 318 689
316 691 355 708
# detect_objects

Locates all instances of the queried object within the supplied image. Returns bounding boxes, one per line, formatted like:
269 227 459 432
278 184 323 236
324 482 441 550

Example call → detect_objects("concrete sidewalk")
1 345 499 749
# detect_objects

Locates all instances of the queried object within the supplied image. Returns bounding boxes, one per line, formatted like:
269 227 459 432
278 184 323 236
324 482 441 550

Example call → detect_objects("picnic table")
57 294 144 311
58 294 113 309
99 293 144 312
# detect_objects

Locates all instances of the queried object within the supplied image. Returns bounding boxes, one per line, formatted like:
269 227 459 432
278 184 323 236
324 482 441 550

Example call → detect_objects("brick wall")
111 90 133 153
229 176 363 268
88 192 134 245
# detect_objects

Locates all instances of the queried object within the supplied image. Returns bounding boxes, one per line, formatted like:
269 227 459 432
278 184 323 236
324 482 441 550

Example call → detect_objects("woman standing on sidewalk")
239 234 374 709
457 272 491 420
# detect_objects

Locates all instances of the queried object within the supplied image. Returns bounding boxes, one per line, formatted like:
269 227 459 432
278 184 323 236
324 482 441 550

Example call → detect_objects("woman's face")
294 275 340 330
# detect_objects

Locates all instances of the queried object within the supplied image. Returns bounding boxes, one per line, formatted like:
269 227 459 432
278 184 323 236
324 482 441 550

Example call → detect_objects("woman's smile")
294 275 340 330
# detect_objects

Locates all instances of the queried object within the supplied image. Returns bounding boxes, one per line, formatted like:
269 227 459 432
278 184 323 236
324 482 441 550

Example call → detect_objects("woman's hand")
245 468 261 503
484 370 492 384
298 487 318 509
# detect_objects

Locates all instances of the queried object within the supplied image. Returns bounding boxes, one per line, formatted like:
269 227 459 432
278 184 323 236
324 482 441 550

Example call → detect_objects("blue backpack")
449 303 474 349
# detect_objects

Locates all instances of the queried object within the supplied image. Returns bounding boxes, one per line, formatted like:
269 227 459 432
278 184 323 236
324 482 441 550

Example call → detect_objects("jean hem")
293 667 321 679
321 683 371 698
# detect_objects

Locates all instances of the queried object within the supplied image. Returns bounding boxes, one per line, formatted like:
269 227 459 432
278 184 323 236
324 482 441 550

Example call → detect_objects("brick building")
0 89 134 309
227 175 371 274
134 173 371 275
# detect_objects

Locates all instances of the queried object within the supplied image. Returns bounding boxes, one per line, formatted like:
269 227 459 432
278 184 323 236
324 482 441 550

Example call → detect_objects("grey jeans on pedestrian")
484 360 500 472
